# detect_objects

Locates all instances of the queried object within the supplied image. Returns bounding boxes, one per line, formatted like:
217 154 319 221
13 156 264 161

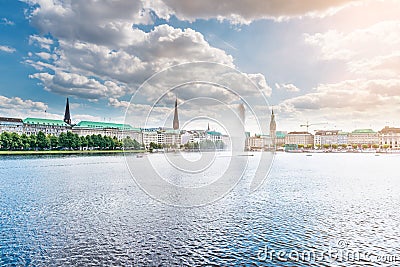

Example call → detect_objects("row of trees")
0 131 141 151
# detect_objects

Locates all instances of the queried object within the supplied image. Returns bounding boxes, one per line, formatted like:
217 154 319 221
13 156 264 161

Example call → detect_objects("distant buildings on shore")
1 98 399 150
0 98 229 150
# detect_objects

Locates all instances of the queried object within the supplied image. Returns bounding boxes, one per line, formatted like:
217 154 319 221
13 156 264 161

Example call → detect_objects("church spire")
173 97 179 130
64 97 71 125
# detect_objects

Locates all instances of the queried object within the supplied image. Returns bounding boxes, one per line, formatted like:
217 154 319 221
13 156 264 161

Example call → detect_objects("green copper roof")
23 118 69 127
352 129 376 134
74 121 138 130
276 131 287 138
206 130 222 136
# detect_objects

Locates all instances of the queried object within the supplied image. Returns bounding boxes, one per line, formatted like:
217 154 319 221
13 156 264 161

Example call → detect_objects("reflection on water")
0 153 399 266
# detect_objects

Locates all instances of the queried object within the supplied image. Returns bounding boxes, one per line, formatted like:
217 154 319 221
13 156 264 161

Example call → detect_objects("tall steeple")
64 97 71 125
270 108 276 149
173 97 179 130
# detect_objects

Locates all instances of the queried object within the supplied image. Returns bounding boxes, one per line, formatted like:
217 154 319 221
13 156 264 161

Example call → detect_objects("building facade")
0 117 24 134
314 130 340 147
72 121 142 142
23 118 71 136
379 126 400 149
348 129 379 146
285 132 314 146
246 134 273 151
276 131 287 147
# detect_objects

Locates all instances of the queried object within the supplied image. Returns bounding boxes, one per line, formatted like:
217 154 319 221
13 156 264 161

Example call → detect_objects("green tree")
383 144 390 150
49 135 58 149
58 132 68 148
20 134 30 150
37 131 50 149
80 136 88 148
29 134 37 150
323 144 330 149
10 133 22 150
67 132 80 149
0 132 11 150
86 135 94 148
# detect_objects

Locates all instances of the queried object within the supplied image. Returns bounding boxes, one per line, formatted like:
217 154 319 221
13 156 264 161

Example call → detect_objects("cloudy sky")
0 0 399 133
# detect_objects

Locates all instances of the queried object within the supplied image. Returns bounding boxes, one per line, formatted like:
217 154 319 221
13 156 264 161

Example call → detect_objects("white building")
23 118 70 136
142 128 181 148
379 126 400 149
285 132 314 146
348 129 379 146
0 117 24 134
246 135 273 151
337 132 349 145
314 130 340 147
72 121 142 142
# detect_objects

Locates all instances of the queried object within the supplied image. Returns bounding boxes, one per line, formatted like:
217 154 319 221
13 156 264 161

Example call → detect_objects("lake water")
1 153 399 266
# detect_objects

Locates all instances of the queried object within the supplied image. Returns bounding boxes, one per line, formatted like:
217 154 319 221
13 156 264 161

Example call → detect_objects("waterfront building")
285 132 314 146
164 129 181 147
379 126 400 149
246 134 273 151
337 132 349 145
23 118 71 136
142 130 158 148
72 121 142 142
314 130 340 147
276 131 287 147
142 127 181 148
0 117 24 134
206 130 222 142
348 129 379 146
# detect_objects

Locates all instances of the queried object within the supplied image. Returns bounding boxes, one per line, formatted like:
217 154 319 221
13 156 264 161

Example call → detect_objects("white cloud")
0 95 47 111
150 0 361 24
25 1 271 104
29 71 129 100
1 18 15 26
305 20 400 77
275 83 300 92
29 35 54 51
0 45 16 53
279 79 400 114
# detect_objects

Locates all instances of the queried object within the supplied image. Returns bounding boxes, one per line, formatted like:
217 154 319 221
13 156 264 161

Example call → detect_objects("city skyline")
0 96 397 137
1 1 400 133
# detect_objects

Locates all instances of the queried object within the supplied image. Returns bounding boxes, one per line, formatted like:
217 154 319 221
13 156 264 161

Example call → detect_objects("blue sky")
1 0 400 133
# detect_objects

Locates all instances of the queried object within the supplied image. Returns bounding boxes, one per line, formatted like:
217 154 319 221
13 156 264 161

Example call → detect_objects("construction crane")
300 121 328 132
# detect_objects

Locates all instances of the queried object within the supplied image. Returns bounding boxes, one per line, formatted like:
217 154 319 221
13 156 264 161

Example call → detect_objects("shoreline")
0 150 145 156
